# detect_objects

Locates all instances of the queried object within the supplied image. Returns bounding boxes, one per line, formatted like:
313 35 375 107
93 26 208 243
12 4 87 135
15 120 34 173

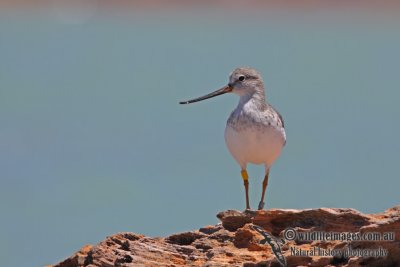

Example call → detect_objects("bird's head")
228 67 265 97
179 66 265 105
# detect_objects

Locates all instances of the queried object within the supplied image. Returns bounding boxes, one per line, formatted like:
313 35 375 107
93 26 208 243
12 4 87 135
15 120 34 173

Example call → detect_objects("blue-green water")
1 9 399 267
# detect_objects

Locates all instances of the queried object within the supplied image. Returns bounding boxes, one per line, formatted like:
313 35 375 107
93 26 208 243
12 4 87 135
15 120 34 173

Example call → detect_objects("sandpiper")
180 67 286 210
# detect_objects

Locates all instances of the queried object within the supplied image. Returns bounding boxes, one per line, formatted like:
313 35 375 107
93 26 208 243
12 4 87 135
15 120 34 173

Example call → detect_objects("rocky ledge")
51 206 400 267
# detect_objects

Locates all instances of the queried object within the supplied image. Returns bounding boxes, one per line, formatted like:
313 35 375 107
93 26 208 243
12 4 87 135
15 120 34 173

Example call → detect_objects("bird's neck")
237 91 266 111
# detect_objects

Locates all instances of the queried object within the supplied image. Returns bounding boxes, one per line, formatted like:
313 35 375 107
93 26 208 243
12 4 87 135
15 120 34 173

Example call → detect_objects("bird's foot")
258 201 265 210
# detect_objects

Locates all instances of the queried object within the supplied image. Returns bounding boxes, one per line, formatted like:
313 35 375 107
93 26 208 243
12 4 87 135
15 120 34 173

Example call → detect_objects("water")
0 8 399 267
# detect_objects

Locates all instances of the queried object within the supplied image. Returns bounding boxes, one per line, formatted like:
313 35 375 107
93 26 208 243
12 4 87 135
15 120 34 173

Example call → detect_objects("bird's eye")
238 75 245 81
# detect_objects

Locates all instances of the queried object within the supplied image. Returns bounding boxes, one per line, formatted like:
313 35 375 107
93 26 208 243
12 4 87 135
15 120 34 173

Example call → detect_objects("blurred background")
1 1 399 266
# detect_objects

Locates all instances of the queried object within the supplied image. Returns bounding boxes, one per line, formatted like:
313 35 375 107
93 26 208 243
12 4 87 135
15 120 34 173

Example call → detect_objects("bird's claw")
258 201 265 210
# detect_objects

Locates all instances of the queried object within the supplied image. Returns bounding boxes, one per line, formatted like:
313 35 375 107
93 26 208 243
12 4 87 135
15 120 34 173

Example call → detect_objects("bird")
179 67 286 210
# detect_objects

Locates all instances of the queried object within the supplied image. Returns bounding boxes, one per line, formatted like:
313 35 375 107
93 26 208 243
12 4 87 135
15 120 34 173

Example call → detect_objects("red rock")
51 206 400 267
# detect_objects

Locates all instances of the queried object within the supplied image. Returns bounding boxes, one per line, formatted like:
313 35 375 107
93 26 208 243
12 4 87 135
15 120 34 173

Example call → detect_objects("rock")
216 210 253 231
199 224 223 235
50 244 93 267
50 206 400 267
234 224 265 251
166 231 205 245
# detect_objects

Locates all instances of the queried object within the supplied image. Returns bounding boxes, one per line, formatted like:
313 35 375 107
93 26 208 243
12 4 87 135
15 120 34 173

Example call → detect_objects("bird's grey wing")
262 104 286 146
260 104 284 129
267 104 284 128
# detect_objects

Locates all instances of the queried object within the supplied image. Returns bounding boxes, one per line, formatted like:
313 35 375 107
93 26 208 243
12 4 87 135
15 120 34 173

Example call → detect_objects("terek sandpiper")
180 67 286 210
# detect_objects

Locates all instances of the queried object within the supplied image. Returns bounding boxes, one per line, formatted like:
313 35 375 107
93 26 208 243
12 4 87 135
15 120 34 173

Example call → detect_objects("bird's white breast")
225 124 284 169
224 102 286 169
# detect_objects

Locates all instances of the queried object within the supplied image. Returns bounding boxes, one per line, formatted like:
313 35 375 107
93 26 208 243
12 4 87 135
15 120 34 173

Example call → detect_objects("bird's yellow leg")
258 169 270 210
241 170 250 210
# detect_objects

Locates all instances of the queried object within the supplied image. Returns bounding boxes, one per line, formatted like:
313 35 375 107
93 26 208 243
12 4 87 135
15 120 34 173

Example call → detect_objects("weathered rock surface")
51 206 400 267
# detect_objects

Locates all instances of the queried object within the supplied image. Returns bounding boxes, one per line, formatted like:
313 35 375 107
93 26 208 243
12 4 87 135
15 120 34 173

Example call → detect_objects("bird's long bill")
179 85 232 104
